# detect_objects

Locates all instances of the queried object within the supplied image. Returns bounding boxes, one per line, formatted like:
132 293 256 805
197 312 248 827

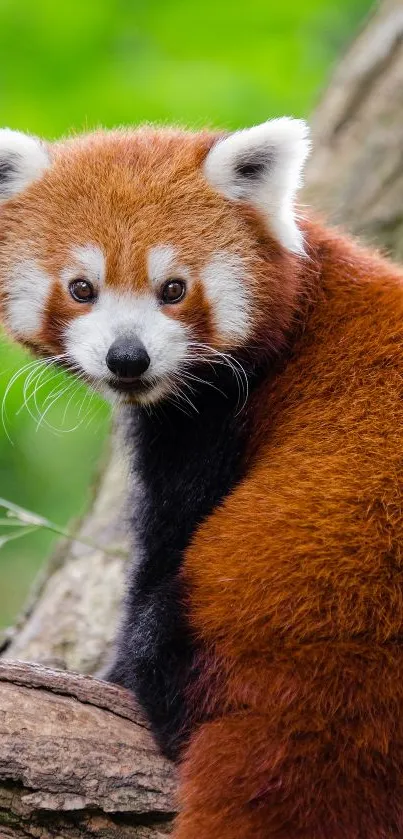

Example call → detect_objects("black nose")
106 337 150 379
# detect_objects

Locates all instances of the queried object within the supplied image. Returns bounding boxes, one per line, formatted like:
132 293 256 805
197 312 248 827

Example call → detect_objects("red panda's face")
0 122 309 404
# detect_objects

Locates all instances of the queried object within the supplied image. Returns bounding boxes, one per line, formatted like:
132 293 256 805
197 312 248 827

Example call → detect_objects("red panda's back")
183 220 403 661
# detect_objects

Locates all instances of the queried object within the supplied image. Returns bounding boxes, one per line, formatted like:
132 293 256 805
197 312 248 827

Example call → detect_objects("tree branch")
0 661 176 838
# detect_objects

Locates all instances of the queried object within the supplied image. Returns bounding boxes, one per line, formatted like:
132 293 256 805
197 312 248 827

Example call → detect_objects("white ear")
0 129 50 200
204 118 310 255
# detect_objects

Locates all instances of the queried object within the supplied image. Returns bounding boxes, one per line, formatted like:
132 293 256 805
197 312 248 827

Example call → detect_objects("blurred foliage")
0 0 372 628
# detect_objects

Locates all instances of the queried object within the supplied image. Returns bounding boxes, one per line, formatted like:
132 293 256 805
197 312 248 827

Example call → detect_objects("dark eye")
69 279 97 303
161 279 186 305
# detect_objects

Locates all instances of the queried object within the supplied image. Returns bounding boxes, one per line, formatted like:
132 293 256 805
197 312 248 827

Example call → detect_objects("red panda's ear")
0 129 50 200
203 118 310 255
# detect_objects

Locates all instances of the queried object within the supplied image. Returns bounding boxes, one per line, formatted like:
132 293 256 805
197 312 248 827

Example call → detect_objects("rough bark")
1 1 403 835
0 661 176 838
305 0 403 258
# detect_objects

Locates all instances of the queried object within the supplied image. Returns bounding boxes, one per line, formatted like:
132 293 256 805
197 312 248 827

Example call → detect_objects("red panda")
1 119 403 839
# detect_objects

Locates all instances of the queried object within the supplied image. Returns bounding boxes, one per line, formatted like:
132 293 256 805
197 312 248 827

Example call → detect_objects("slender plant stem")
0 497 127 558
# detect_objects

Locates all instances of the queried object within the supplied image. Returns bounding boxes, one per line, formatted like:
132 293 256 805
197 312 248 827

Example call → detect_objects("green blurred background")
0 0 372 629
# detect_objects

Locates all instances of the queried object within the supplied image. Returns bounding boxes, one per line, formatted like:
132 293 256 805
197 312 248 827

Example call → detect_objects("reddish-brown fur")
1 129 403 837
179 223 403 838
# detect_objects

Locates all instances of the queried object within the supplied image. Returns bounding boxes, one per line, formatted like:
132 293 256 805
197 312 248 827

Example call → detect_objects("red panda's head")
0 120 309 404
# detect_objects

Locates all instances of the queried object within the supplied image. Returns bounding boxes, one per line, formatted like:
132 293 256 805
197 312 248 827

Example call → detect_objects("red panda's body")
0 122 403 837
179 223 403 837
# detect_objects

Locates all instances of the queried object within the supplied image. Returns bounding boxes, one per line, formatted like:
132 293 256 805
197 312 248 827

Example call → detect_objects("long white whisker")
168 376 199 414
186 341 250 415
61 381 84 425
165 392 193 418
21 363 66 422
1 355 64 443
54 373 98 434
35 378 78 432
176 368 228 400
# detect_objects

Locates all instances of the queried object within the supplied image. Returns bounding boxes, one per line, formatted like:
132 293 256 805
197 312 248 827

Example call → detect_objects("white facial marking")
0 129 49 200
61 244 106 287
74 244 106 282
204 117 310 255
147 243 191 292
147 244 178 285
64 289 190 400
5 258 52 337
202 251 252 343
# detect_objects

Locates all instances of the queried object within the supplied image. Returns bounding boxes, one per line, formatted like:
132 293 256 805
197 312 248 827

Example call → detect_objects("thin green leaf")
0 497 127 557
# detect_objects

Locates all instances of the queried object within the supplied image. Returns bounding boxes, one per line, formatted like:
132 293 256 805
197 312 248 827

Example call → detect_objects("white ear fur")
203 117 310 255
0 129 50 200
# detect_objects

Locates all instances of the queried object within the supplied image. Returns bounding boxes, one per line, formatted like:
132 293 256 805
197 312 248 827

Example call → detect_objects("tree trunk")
2 0 403 834
304 0 403 258
1 436 129 675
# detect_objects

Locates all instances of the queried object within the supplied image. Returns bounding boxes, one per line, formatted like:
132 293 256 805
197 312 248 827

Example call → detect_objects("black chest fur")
106 375 252 760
